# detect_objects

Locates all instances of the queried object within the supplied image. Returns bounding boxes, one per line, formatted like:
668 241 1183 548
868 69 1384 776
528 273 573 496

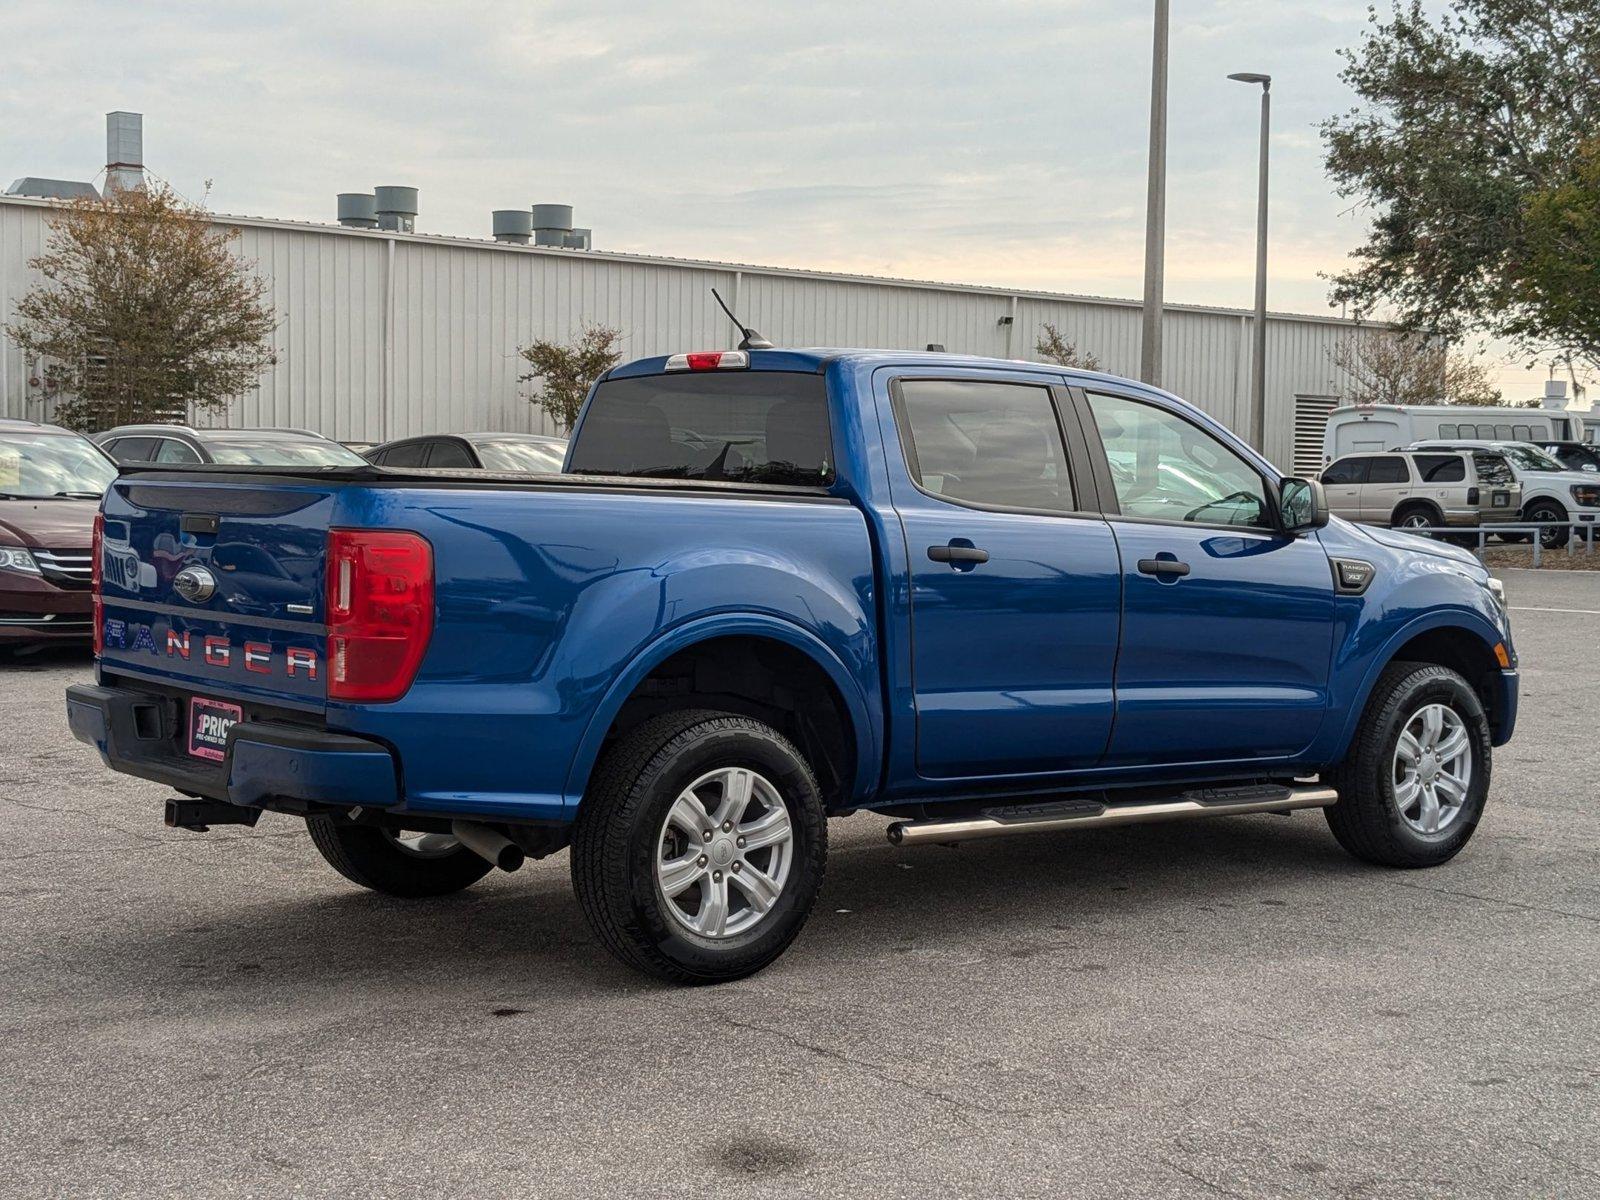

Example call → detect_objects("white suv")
1408 440 1600 548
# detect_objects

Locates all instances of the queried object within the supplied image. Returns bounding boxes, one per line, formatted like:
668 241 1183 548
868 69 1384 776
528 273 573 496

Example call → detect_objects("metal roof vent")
531 203 573 247
562 227 592 251
104 111 145 194
374 185 419 233
6 177 101 200
337 193 378 229
492 209 533 244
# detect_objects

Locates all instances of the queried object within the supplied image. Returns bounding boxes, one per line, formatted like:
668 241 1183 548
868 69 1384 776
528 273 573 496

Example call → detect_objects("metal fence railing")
1408 521 1597 567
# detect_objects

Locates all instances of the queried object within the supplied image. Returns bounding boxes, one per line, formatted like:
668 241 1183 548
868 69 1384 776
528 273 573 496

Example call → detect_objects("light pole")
1140 0 1169 386
1229 72 1270 452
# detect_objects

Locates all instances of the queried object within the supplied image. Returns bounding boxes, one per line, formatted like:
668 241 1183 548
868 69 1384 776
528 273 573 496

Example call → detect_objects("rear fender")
561 613 879 809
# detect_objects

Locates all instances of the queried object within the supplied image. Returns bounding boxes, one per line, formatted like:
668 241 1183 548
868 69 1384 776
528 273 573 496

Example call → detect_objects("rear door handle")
1137 557 1191 578
928 543 989 565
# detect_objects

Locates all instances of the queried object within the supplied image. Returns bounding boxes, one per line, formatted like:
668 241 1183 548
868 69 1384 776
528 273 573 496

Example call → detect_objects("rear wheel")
1391 504 1439 537
1325 662 1491 868
306 817 493 897
571 709 827 984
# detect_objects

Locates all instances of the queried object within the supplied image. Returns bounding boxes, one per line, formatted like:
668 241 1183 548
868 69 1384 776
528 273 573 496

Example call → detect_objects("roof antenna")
711 287 773 351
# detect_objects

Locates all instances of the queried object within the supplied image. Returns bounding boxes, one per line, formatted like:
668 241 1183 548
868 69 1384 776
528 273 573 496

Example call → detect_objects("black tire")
306 816 493 897
571 709 827 985
1524 500 1570 548
1325 661 1492 868
1391 504 1440 537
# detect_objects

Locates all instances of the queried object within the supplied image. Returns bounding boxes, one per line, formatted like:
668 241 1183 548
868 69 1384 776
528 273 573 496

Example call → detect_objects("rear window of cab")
567 372 833 487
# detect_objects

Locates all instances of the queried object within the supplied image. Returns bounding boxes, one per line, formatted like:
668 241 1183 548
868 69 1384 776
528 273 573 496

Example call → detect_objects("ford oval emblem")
173 565 217 603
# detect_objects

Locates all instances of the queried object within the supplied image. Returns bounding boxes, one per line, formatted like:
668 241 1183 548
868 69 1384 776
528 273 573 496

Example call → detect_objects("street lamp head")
1228 72 1272 89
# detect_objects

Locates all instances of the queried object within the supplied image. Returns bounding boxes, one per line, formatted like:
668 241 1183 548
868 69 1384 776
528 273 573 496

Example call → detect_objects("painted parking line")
1509 606 1600 616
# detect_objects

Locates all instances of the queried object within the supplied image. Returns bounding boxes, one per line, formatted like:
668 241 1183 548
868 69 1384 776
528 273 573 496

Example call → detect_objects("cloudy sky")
0 0 1547 394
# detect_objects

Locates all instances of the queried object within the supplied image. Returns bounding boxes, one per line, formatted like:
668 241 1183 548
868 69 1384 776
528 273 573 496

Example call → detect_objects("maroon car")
0 419 117 648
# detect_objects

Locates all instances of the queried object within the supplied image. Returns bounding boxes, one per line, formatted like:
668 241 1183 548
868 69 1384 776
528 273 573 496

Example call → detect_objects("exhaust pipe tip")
451 820 525 872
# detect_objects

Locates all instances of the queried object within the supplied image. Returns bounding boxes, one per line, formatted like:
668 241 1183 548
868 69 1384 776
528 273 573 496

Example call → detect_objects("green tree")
6 184 277 432
519 324 623 432
1323 1 1600 374
1033 323 1101 370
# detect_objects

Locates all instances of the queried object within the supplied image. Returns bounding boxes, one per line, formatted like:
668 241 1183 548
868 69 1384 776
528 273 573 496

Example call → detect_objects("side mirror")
1279 476 1329 533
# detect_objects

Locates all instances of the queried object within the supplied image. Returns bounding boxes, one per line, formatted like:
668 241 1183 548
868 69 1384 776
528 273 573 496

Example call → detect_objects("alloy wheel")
655 767 794 938
1391 703 1472 836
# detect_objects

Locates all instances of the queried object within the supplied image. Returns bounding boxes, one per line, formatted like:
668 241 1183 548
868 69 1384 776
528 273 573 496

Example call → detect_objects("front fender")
561 611 880 809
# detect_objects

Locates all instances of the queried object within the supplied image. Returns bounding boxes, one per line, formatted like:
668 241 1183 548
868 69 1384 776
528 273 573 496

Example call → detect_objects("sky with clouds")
0 0 1552 394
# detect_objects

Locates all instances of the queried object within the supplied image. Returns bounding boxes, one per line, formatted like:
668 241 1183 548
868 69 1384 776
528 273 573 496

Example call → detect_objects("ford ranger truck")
66 349 1519 984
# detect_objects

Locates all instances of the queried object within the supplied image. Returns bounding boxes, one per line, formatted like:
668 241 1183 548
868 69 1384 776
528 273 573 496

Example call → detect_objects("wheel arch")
563 614 879 813
1332 611 1513 763
1391 498 1443 527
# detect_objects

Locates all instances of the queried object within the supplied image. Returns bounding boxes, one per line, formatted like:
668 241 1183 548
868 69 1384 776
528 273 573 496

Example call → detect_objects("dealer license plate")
187 697 243 761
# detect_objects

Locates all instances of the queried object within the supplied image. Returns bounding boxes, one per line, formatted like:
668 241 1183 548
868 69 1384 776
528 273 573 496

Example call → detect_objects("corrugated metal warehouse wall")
1 195 1369 468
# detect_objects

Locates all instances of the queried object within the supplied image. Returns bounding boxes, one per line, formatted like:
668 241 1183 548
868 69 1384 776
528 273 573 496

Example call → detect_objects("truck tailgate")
98 478 331 711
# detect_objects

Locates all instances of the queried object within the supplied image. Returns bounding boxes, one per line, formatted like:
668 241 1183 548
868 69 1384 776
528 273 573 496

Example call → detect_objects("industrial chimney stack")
104 111 145 194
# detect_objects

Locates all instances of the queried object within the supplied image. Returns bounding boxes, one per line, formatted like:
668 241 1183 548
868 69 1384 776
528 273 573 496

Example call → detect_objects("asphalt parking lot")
1 568 1596 1199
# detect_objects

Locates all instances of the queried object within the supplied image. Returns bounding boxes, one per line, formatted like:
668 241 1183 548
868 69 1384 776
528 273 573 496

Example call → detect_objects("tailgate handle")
181 513 220 535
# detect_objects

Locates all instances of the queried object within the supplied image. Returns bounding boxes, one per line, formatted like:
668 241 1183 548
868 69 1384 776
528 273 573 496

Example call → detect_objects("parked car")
1323 404 1583 462
1534 441 1600 474
69 348 1518 983
1406 440 1600 547
0 418 118 646
364 432 568 473
1318 449 1521 537
96 424 369 468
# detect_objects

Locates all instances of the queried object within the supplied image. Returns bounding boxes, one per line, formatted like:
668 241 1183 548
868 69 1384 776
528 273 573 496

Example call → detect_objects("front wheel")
306 817 493 897
1524 500 1570 548
1325 662 1491 868
571 709 827 984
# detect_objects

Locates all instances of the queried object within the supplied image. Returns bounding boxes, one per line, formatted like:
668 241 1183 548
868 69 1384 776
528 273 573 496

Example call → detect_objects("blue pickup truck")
68 348 1519 983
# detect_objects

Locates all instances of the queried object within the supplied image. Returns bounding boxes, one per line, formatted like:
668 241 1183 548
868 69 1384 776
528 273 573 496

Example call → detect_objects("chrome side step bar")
885 784 1339 846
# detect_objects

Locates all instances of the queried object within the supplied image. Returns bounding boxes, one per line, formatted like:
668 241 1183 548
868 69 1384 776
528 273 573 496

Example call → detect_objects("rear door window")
1415 454 1465 483
1367 456 1411 483
106 436 157 462
425 440 475 468
895 379 1074 512
153 438 202 465
568 371 832 486
378 441 428 468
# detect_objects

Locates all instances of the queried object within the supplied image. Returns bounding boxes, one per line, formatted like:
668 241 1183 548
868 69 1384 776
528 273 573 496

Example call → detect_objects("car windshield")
1494 443 1566 471
475 439 567 473
204 435 367 467
0 432 117 498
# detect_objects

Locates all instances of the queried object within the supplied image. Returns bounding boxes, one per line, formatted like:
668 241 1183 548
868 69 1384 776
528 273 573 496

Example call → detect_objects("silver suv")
1319 449 1521 533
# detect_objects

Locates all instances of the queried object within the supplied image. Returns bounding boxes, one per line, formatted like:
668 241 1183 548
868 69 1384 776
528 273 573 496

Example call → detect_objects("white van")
1322 405 1587 462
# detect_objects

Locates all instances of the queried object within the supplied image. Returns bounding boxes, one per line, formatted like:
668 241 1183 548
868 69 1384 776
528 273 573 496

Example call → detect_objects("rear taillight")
325 529 433 703
1467 487 1480 504
91 511 104 656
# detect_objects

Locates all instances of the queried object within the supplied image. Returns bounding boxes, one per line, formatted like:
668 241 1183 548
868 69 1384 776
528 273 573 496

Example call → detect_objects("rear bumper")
65 683 399 810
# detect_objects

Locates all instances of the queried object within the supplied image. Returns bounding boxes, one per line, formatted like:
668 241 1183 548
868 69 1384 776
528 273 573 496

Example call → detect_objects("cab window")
1085 392 1270 529
895 380 1074 512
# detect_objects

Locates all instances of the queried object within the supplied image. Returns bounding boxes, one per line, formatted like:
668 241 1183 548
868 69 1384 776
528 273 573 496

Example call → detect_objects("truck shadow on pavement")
74 811 1368 997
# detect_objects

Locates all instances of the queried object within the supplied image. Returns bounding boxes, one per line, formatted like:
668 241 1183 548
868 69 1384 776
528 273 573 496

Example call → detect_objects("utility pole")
1229 72 1272 451
1140 0 1169 387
